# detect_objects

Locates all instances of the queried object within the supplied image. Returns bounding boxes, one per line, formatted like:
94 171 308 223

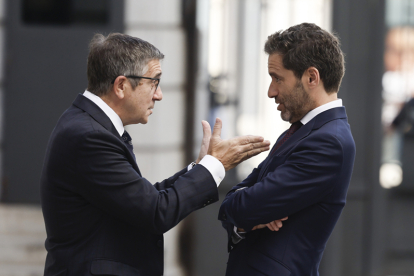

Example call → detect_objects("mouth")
275 100 282 108
277 102 283 111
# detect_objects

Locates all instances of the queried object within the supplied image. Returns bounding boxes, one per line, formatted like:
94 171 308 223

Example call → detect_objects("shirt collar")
82 90 125 136
300 99 343 125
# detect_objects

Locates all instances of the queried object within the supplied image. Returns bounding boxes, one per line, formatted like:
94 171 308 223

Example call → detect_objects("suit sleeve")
74 130 218 235
218 133 344 231
224 160 265 196
152 168 188 191
219 160 264 242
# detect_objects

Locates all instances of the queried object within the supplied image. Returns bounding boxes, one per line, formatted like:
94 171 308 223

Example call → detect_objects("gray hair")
87 33 164 96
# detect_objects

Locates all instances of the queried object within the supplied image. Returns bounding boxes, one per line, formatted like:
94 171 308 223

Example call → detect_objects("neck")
101 94 126 125
313 90 338 108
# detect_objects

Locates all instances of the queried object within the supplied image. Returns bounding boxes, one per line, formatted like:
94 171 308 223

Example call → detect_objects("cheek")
278 87 287 99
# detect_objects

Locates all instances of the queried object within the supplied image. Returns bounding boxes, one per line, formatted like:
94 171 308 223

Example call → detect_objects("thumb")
201 120 211 140
212 118 222 138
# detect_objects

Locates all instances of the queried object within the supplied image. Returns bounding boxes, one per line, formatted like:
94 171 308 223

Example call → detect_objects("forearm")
153 166 219 233
153 168 188 191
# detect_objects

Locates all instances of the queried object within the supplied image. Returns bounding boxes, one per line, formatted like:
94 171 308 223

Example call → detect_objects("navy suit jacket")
41 94 218 276
218 107 355 276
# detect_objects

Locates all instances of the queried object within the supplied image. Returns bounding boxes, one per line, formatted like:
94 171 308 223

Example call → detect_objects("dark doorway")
1 0 124 203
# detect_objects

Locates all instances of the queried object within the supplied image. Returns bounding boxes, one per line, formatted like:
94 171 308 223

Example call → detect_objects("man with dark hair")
41 33 270 276
219 23 356 276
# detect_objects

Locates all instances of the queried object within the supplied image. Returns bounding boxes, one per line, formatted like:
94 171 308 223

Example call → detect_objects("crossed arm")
219 134 344 232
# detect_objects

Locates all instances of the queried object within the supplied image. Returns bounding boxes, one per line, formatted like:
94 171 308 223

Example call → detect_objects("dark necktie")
122 131 136 161
271 121 303 154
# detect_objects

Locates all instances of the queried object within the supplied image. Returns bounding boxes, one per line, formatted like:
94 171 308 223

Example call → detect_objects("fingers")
253 218 288 232
240 140 271 160
235 137 270 151
266 221 279 231
233 135 265 144
218 137 270 170
196 120 212 163
252 224 266 231
212 118 222 138
276 220 283 228
231 136 270 154
201 120 211 141
266 219 285 231
253 219 286 232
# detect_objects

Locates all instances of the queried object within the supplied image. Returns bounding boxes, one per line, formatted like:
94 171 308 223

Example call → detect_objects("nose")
153 86 163 101
268 82 278 98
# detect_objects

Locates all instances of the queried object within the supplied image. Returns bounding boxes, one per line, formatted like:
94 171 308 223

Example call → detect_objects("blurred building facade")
0 0 414 276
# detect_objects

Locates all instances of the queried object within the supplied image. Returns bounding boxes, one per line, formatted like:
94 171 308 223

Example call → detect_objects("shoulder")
293 119 349 157
321 117 355 152
295 118 355 167
50 105 121 153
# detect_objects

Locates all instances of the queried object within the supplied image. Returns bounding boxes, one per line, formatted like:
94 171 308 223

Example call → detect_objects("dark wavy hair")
264 23 345 93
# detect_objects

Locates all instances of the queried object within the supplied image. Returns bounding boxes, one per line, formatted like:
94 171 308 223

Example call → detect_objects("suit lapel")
73 94 120 137
273 120 314 156
72 94 142 176
258 107 348 180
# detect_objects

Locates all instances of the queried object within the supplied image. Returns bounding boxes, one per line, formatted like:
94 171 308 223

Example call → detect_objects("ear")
112 76 129 100
303 67 320 89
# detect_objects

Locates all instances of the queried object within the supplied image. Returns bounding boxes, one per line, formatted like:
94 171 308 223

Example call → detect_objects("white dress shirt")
300 99 342 125
82 90 225 187
83 90 125 136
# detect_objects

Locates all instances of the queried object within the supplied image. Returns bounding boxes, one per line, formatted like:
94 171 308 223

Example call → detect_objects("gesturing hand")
207 118 270 171
196 120 212 163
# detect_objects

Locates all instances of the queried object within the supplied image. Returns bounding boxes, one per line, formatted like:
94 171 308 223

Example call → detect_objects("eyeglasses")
111 75 160 91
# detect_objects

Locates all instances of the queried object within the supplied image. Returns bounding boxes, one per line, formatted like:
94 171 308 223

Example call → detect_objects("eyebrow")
269 72 282 79
154 72 162 78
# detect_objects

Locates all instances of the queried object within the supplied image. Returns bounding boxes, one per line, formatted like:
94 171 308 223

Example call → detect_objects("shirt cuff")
190 155 225 187
187 162 197 171
231 226 246 244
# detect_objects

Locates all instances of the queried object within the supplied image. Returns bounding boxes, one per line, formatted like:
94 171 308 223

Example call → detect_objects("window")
22 0 109 26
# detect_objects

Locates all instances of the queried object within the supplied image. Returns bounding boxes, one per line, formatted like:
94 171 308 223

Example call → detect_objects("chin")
132 117 148 125
280 112 291 122
141 117 149 124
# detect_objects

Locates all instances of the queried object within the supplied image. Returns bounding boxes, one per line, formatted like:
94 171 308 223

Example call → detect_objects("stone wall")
0 204 46 276
124 1 186 275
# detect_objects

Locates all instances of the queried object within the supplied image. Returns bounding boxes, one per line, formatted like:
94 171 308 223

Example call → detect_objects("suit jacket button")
157 240 163 247
222 214 227 220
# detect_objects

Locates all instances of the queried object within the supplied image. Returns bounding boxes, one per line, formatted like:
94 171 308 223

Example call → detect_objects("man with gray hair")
41 33 270 276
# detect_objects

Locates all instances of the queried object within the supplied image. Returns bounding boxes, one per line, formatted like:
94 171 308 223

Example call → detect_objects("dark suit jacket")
41 94 218 276
218 107 355 276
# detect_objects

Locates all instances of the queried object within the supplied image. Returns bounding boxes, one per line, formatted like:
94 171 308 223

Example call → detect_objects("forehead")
268 54 286 72
268 54 297 78
145 59 162 76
